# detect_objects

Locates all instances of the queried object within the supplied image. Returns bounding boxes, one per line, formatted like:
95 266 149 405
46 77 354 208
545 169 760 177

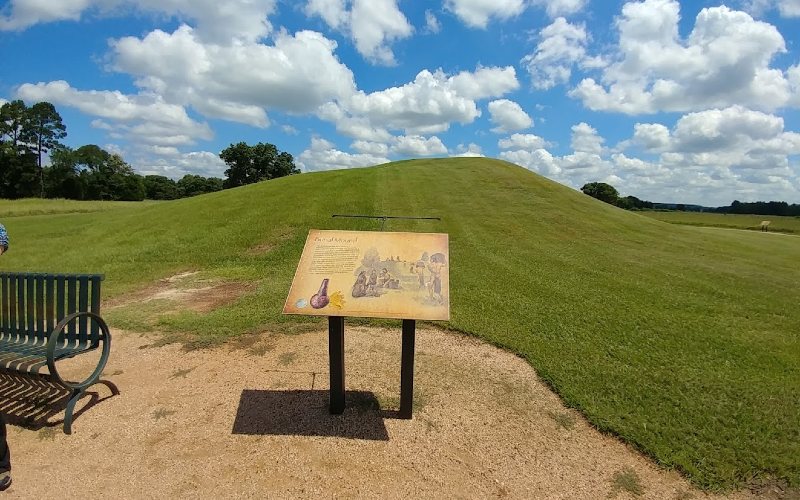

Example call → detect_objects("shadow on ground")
232 389 397 441
0 370 117 430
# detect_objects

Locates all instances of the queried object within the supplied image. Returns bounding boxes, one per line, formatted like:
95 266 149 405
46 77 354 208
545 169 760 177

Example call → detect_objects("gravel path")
3 326 753 499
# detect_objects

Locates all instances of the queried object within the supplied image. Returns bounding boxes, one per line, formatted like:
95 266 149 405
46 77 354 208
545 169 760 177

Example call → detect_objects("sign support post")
328 316 345 414
399 319 416 419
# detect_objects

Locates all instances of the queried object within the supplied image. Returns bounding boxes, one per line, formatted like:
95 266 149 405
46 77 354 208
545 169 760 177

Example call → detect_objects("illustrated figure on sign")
367 269 378 295
415 261 426 289
352 271 367 298
427 253 447 305
379 268 391 287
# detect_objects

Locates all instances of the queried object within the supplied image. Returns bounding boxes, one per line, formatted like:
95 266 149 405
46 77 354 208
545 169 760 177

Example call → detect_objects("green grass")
640 210 800 234
2 158 799 491
0 198 160 218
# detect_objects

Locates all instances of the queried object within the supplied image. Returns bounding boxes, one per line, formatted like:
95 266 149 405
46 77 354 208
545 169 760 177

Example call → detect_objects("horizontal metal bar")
331 214 441 221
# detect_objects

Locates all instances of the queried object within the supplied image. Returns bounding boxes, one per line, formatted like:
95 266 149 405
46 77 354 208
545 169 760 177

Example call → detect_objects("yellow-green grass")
641 210 800 234
0 198 160 217
1 158 798 491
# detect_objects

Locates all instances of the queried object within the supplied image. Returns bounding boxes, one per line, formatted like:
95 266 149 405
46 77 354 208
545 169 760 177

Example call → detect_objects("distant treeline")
714 200 800 216
1 99 297 201
581 182 800 216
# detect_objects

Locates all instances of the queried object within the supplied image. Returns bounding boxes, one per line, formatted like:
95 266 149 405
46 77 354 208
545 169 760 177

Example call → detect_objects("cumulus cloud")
305 0 413 65
444 0 527 28
298 137 390 172
322 66 518 138
532 0 588 17
351 140 389 155
498 133 548 150
488 99 533 133
499 105 800 205
136 150 228 178
391 135 448 156
522 17 602 89
570 1 793 114
570 122 604 154
16 80 213 146
0 0 277 43
111 26 356 124
445 0 586 28
453 143 485 157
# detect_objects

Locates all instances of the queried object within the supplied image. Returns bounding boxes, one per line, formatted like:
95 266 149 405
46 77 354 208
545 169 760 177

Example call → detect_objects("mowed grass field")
641 210 800 234
2 158 798 491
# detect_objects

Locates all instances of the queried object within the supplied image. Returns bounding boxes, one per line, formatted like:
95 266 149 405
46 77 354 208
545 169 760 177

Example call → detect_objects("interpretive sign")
283 230 449 321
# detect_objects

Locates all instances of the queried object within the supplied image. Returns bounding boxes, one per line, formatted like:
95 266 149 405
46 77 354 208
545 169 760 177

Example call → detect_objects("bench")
0 272 115 433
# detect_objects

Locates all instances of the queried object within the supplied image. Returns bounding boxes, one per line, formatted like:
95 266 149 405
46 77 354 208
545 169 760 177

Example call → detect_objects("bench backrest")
0 272 104 347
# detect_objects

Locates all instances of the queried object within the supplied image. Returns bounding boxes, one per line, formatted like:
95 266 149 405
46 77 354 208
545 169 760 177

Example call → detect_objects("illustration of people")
352 271 367 298
427 253 447 305
378 268 391 287
415 261 426 289
367 269 378 295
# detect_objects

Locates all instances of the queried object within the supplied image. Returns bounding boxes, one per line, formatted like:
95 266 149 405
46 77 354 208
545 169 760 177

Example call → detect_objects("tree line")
581 182 800 216
1 100 298 201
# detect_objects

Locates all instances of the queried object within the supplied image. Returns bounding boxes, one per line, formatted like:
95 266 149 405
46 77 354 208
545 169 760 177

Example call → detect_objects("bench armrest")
46 311 112 390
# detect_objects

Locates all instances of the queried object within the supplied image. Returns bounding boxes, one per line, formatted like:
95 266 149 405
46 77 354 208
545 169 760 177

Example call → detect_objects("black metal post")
400 319 416 419
328 316 345 414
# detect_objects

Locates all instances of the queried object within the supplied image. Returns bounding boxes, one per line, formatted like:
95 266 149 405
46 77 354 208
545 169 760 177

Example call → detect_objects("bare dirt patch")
106 271 254 314
5 326 760 499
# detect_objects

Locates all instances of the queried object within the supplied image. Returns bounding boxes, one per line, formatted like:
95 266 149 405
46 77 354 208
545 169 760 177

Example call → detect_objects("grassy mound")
3 158 799 490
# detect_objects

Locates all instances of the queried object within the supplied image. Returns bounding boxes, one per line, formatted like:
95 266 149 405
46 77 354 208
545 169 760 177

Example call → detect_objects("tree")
0 100 30 147
45 147 85 199
581 182 620 205
143 175 179 200
26 102 66 197
0 100 38 198
220 141 299 188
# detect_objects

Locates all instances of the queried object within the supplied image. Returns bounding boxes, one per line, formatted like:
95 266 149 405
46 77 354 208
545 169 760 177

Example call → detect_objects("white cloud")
746 0 800 17
570 1 793 114
532 0 588 17
298 137 390 172
500 149 563 176
522 17 596 90
0 0 277 43
391 135 448 156
351 140 389 155
453 143 485 157
444 0 526 28
788 64 800 106
111 26 356 124
305 0 413 65
136 150 228 178
778 0 800 16
570 122 604 154
325 66 518 137
448 66 520 100
15 80 213 145
425 9 441 33
498 133 548 150
632 123 671 151
488 99 533 133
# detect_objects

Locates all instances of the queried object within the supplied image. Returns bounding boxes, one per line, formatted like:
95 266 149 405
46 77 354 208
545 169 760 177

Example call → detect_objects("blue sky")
1 0 799 205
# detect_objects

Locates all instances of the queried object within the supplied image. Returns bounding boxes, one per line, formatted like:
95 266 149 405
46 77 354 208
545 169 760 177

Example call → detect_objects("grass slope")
2 158 799 490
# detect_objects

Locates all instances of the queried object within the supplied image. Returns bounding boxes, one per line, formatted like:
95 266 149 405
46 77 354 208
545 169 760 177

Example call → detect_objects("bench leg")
63 388 84 435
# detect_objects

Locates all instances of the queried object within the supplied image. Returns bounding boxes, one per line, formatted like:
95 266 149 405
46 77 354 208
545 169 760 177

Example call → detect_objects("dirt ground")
0 321 772 499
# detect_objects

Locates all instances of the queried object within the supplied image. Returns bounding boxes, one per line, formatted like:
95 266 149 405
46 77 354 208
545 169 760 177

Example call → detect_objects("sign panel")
283 230 449 321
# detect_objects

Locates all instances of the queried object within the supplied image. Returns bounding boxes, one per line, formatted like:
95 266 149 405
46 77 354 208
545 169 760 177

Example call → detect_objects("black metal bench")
0 272 114 433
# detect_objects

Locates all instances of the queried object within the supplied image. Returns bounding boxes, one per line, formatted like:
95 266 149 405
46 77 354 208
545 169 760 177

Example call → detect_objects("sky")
1 0 799 206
